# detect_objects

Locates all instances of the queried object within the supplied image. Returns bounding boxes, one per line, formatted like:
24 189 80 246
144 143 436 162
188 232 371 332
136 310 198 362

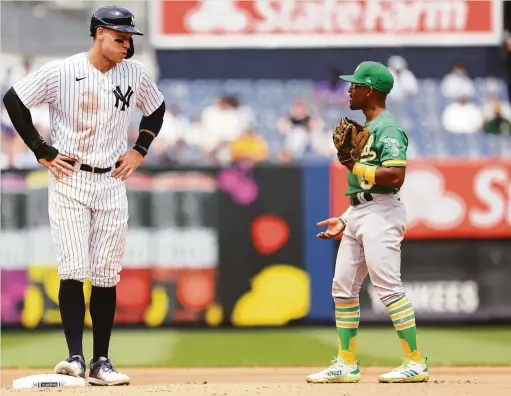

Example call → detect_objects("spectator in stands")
277 98 326 161
151 105 194 156
0 57 32 95
386 55 419 101
483 94 511 123
484 100 511 135
231 96 255 131
277 98 320 135
442 96 483 134
440 61 475 101
142 105 209 166
199 95 248 165
313 67 350 107
479 80 511 134
230 128 269 165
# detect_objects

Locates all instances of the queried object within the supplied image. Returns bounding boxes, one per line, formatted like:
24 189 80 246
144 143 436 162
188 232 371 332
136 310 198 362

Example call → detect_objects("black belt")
349 192 374 206
64 160 120 174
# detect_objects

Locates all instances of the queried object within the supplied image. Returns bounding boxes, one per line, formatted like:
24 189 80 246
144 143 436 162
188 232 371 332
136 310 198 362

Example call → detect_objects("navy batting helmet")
90 6 143 59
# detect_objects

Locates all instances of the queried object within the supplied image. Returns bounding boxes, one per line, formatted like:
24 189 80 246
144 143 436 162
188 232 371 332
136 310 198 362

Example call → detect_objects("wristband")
352 162 366 178
132 129 156 157
132 144 148 157
364 165 377 184
353 162 377 184
31 136 59 161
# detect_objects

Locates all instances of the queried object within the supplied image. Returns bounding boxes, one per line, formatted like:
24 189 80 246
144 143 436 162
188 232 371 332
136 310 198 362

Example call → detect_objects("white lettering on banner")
470 167 509 229
253 0 468 33
151 0 500 48
27 228 58 265
123 228 151 268
155 228 218 269
0 228 218 271
0 231 28 270
422 0 467 31
335 1 362 32
254 0 282 32
0 228 59 269
368 281 479 315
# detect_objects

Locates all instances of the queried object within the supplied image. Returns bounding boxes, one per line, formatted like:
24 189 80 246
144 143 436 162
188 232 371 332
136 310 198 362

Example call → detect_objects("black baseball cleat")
54 355 86 379
88 357 130 386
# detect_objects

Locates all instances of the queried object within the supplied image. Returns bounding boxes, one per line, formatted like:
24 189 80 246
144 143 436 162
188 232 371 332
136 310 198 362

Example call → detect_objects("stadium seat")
156 78 511 159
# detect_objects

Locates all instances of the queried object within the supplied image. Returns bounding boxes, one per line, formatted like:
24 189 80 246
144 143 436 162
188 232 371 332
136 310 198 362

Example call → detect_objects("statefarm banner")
331 158 511 239
149 0 502 49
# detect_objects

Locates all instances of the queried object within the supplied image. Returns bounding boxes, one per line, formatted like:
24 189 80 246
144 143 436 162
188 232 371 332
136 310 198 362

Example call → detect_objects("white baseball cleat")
88 357 130 386
379 357 429 383
306 357 361 383
54 355 86 379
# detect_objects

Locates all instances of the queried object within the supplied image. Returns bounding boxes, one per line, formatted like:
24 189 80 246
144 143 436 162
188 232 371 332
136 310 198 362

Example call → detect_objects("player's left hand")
112 149 143 180
316 217 345 239
333 117 369 164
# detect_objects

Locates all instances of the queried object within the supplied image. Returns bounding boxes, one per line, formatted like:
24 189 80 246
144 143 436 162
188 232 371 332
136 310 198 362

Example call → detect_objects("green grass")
1 326 510 369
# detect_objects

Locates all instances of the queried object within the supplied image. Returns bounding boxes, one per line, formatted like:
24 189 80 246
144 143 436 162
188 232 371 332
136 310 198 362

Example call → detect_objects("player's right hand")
39 154 77 179
316 217 345 239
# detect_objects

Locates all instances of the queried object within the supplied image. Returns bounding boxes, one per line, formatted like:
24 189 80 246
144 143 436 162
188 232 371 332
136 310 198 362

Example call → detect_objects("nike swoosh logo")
76 77 86 81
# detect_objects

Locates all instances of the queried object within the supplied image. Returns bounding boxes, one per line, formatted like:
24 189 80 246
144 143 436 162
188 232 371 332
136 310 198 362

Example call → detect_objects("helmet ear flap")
126 37 134 59
90 15 99 37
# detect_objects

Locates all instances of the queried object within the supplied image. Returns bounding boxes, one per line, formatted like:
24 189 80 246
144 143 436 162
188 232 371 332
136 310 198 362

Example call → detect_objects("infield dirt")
2 367 510 395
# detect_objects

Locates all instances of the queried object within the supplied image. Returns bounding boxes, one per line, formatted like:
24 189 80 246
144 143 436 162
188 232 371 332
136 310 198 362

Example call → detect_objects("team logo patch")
379 136 401 158
113 85 133 111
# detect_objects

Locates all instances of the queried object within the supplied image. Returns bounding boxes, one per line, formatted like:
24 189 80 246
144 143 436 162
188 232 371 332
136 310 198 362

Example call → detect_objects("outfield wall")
1 159 510 329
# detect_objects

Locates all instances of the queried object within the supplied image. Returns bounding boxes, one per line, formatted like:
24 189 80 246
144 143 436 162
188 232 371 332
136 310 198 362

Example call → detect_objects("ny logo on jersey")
113 85 134 111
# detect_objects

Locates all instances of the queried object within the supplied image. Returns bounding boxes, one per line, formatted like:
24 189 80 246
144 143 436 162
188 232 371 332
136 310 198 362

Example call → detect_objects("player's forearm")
351 162 405 188
2 87 47 153
132 101 166 157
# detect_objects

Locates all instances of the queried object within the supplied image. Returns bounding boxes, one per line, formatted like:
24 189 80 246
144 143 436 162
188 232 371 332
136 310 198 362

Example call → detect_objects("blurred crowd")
2 48 511 170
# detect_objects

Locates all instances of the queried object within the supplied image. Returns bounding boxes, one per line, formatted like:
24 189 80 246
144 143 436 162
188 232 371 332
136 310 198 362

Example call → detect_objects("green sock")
387 295 423 361
335 300 360 364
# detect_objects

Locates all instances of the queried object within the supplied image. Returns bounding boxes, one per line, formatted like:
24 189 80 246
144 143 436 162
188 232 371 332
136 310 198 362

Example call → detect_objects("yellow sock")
387 296 423 362
335 300 360 365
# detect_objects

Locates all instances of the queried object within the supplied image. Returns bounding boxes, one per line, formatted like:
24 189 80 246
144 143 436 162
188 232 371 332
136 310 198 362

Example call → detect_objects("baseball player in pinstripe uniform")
306 62 428 384
3 6 165 386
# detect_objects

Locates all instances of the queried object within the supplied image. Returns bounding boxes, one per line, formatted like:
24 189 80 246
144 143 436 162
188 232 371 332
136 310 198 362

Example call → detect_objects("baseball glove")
332 117 370 164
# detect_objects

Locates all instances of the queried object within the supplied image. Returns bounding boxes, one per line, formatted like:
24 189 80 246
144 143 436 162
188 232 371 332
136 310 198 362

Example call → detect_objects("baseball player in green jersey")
306 61 428 384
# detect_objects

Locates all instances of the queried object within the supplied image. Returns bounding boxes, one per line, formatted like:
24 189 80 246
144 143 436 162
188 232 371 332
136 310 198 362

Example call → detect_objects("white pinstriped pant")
48 169 128 287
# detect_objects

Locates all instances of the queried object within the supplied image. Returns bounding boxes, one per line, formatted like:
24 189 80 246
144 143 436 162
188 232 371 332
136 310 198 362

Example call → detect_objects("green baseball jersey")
346 110 408 195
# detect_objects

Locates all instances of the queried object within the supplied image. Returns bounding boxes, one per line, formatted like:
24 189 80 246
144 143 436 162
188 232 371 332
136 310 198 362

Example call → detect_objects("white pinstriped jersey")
13 52 164 168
